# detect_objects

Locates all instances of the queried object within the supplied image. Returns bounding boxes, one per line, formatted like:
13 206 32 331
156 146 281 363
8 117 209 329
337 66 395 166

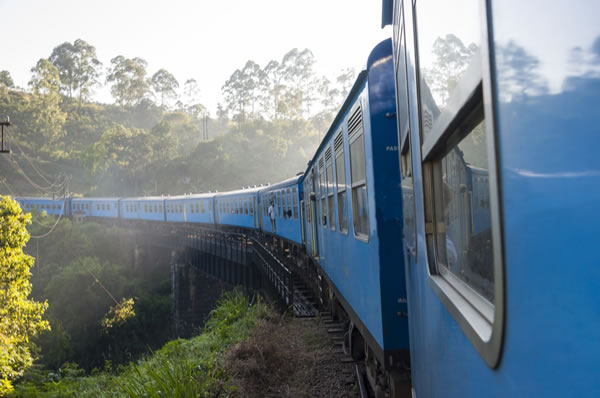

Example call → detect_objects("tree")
0 71 14 88
424 34 478 106
49 39 102 104
26 59 67 147
106 56 150 106
150 69 179 108
0 196 49 396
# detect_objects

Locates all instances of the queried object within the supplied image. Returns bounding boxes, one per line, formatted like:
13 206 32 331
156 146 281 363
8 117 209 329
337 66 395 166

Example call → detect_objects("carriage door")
311 174 320 258
254 197 259 228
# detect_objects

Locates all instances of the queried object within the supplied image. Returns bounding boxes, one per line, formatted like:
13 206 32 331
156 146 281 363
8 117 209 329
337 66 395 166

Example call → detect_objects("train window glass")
348 106 369 240
293 188 298 219
319 158 326 226
159 204 163 213
334 134 348 233
396 20 410 146
278 192 282 217
244 198 249 215
415 0 482 142
326 148 335 231
401 140 416 252
200 201 204 214
432 115 494 302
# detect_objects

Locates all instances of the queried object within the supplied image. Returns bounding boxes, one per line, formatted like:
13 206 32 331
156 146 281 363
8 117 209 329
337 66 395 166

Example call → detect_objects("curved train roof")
305 38 392 172
258 175 302 193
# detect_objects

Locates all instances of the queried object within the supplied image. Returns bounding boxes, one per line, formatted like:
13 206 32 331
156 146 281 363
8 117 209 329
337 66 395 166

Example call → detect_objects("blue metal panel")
395 0 600 396
183 194 216 225
305 39 408 359
215 189 261 229
258 176 303 243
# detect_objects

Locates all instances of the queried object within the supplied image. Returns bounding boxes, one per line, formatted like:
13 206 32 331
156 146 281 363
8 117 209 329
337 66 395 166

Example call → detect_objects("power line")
6 130 58 185
29 176 71 239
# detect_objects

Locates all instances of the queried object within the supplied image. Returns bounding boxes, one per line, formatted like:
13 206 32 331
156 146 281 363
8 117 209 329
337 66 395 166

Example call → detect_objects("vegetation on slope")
9 289 270 398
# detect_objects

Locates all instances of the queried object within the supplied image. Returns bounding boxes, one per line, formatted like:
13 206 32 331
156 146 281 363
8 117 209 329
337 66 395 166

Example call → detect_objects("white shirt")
268 205 275 219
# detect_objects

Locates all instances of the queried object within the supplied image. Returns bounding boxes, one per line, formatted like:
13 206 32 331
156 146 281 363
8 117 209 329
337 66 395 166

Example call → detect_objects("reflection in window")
326 148 335 231
293 188 298 219
319 159 326 226
349 106 369 239
334 132 348 233
433 118 494 302
416 0 481 139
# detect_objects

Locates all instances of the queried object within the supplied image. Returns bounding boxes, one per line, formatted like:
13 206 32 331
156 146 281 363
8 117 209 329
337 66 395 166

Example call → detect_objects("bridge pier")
170 248 234 338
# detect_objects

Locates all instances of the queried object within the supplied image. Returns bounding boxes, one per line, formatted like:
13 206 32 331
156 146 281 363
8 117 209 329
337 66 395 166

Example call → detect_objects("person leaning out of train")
268 201 276 232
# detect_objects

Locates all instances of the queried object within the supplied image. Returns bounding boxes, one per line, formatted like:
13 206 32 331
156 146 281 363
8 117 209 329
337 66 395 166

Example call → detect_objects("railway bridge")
124 222 319 336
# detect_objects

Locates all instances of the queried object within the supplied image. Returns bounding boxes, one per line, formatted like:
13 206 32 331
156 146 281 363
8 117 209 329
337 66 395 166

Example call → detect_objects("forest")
0 38 356 199
0 38 357 396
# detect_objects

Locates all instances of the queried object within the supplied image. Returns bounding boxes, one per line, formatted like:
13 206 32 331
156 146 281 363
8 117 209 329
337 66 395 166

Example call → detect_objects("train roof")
122 196 168 201
164 193 217 201
73 197 121 202
258 175 302 192
15 196 66 201
306 38 391 171
214 186 262 198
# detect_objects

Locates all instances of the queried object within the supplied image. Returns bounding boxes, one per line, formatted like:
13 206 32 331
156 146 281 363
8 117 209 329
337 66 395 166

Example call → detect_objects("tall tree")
150 69 179 108
106 56 150 106
72 39 103 105
49 39 102 103
424 34 477 106
0 71 14 88
27 59 67 146
0 196 50 396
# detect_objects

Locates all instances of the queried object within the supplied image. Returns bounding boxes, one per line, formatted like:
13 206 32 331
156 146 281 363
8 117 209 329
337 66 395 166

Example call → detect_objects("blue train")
16 0 598 394
385 0 600 396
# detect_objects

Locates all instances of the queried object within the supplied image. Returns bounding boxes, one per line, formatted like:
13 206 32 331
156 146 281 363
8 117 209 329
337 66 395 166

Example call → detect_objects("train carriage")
121 197 166 222
214 187 261 230
258 176 303 244
304 38 410 392
182 193 217 225
15 197 67 216
386 0 600 396
164 195 188 223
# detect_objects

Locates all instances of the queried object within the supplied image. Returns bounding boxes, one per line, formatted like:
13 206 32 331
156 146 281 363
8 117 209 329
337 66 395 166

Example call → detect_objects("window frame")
326 147 336 231
348 103 369 242
410 0 505 368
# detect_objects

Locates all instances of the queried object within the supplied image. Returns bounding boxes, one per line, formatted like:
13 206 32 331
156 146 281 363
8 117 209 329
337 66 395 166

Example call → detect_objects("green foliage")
0 71 14 88
49 39 102 104
9 289 269 398
0 196 49 396
106 56 150 106
150 69 179 109
101 298 136 331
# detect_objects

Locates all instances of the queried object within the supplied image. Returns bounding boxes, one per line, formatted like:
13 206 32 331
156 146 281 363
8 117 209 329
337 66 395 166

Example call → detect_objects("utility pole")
0 116 12 154
203 115 209 140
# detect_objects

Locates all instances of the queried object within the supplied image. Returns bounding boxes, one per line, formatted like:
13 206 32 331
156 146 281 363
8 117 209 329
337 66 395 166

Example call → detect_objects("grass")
8 288 270 398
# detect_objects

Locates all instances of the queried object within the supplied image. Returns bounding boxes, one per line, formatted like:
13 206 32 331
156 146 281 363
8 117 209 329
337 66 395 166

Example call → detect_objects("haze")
0 0 390 114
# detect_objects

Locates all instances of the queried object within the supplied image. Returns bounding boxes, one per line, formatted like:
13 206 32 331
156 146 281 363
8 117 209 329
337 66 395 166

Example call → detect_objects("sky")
0 0 391 114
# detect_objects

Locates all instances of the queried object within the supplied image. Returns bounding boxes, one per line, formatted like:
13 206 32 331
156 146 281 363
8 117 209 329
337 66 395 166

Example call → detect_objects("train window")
277 192 282 217
319 158 326 226
348 105 369 240
159 204 163 213
325 148 335 231
415 0 504 367
200 201 204 214
293 188 298 219
416 0 482 144
395 11 417 254
244 198 248 215
429 114 494 301
334 132 348 234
